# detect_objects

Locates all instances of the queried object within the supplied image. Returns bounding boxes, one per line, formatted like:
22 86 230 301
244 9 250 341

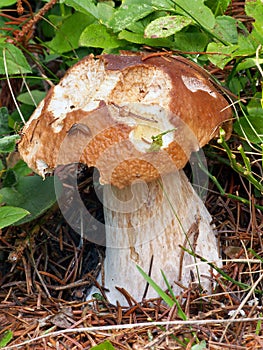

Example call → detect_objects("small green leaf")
17 90 46 106
0 330 13 347
106 0 153 32
47 12 95 54
144 15 192 38
236 57 263 71
147 129 176 152
0 44 32 74
207 42 238 69
80 23 123 49
91 341 116 350
213 16 238 44
0 134 20 153
0 206 29 229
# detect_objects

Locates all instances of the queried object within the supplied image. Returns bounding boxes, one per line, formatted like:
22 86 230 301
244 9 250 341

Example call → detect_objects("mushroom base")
100 170 221 305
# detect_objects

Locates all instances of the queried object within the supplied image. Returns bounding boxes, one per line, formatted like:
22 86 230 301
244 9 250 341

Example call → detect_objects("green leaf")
91 341 116 350
206 42 238 69
64 0 98 18
234 116 263 144
0 134 20 153
161 270 187 321
213 16 238 44
172 0 215 30
97 2 115 23
17 90 46 106
0 175 57 225
79 23 124 49
136 265 175 307
0 206 29 229
173 29 209 51
144 15 192 38
107 0 153 32
47 12 95 54
118 30 173 47
236 57 263 71
0 0 17 8
0 330 13 347
0 107 11 135
245 0 263 42
0 44 32 75
247 94 263 117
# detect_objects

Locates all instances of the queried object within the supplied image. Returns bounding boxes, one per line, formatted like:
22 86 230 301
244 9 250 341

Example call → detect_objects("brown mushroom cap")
18 52 232 188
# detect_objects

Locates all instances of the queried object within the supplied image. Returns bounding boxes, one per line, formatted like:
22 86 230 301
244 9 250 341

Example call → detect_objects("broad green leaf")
0 44 32 74
17 90 46 106
0 206 29 229
107 0 153 32
0 175 57 225
64 0 98 18
207 42 238 69
0 0 16 7
91 341 116 350
172 30 209 52
234 116 263 144
0 107 11 135
144 15 192 38
79 23 124 49
172 0 215 30
213 16 238 44
0 134 20 153
119 30 173 47
47 12 95 54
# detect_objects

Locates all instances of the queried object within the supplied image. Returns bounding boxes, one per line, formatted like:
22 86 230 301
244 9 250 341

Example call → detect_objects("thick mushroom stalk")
103 170 219 305
18 52 232 305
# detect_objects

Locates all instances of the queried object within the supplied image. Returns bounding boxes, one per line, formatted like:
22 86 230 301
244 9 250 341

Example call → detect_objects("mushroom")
18 52 232 305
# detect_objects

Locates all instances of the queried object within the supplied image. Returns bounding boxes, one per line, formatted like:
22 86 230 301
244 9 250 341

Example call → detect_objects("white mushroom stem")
102 170 220 306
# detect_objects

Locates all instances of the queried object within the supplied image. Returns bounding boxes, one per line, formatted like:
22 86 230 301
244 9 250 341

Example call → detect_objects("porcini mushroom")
18 52 232 305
